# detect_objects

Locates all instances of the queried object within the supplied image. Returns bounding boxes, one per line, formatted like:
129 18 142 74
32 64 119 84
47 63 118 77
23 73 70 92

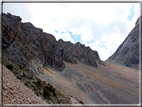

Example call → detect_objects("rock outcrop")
71 42 100 68
107 15 141 70
57 39 101 68
2 13 65 73
2 13 102 74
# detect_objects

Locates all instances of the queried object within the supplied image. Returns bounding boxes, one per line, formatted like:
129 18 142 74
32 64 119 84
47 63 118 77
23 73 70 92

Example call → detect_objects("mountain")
107 16 141 70
2 13 102 74
1 13 139 104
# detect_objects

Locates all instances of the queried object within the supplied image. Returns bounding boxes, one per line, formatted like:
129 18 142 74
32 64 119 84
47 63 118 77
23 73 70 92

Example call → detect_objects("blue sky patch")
55 30 65 34
127 4 135 21
68 30 83 44
98 41 107 50
61 31 66 34
55 30 59 34
87 40 94 44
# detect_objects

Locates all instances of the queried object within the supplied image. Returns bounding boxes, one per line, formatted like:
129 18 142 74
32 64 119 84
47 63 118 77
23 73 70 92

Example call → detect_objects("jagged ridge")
2 13 102 74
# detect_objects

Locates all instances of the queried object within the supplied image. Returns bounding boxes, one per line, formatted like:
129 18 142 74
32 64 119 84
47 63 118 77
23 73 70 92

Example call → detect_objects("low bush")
37 79 42 86
24 83 29 86
43 85 51 99
48 85 55 93
79 100 84 104
34 92 39 96
53 91 57 97
6 64 13 71
16 75 22 80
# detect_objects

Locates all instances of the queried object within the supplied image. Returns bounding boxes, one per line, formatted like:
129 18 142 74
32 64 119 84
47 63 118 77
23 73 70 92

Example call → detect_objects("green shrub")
33 88 37 92
79 100 84 104
23 72 33 80
2 57 71 104
6 64 13 71
19 66 24 69
34 92 39 96
16 75 22 80
37 79 41 86
28 75 33 79
48 84 55 93
31 84 34 87
53 91 57 97
35 79 43 90
24 83 29 86
42 81 46 85
43 85 51 99
32 81 37 85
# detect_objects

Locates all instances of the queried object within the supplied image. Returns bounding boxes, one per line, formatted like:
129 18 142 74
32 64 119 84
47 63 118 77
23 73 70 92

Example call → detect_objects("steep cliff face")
2 13 65 73
57 39 101 68
2 13 101 74
107 16 141 70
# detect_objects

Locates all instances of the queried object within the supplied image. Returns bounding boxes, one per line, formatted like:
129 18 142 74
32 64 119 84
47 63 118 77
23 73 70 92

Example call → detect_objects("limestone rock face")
57 40 101 68
107 15 141 69
2 13 102 74
62 49 77 64
71 42 100 68
2 13 64 73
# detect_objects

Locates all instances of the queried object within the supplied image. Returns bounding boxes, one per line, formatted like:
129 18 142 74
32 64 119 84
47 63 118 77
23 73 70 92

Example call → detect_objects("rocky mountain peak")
2 13 102 74
75 42 82 46
6 12 21 22
58 39 64 45
107 15 140 69
135 15 142 26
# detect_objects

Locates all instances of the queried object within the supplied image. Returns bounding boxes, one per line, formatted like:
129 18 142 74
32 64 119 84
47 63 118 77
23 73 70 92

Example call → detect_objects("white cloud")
86 26 126 61
3 3 140 61
133 3 140 22
80 27 93 44
3 3 33 22
89 42 110 61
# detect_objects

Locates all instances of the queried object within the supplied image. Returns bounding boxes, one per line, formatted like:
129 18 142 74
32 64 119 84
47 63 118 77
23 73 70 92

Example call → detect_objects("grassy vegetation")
2 57 71 104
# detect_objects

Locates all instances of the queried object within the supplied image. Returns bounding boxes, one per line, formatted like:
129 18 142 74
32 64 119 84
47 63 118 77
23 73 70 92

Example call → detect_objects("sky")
2 2 140 61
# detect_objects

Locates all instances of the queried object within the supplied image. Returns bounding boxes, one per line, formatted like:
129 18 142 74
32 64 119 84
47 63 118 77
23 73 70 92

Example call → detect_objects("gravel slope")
41 58 139 104
3 65 47 104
